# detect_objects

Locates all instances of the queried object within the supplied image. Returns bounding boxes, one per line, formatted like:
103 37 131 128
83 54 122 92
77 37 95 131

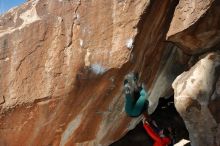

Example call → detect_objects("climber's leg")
125 93 145 117
124 77 137 116
124 87 149 117
131 88 148 116
124 92 136 116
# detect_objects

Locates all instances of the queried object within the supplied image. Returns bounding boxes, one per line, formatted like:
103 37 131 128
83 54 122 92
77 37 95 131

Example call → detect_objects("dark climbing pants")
125 89 148 117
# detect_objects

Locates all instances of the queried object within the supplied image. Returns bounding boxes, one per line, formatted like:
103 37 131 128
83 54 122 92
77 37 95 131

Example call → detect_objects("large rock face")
0 0 180 145
0 0 149 145
169 1 220 145
0 0 219 146
167 0 220 54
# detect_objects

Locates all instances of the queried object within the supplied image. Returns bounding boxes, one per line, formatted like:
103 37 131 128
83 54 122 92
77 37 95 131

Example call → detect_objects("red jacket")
143 123 171 146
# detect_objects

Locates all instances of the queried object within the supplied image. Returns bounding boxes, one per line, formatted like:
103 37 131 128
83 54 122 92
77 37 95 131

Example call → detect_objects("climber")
123 73 173 145
143 118 171 146
123 73 149 117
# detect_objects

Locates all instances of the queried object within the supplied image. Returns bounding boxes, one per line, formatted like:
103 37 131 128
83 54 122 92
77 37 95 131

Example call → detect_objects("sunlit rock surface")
173 53 220 146
0 0 150 145
167 0 220 54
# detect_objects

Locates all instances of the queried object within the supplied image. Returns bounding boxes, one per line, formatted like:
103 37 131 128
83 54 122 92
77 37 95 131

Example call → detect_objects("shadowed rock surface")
111 96 190 146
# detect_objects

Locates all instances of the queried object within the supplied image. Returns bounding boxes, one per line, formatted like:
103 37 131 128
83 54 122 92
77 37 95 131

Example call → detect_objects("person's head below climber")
159 128 171 138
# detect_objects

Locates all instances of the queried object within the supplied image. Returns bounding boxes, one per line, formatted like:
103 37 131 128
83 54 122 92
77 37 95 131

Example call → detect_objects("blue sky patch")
0 0 26 14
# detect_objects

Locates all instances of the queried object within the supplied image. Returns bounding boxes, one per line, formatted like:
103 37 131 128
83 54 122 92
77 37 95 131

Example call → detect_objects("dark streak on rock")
191 78 195 83
208 54 216 61
0 96 5 105
186 98 201 113
34 96 52 103
208 98 220 123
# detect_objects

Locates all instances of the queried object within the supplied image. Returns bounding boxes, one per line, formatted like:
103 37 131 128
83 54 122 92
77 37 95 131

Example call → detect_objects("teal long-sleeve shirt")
125 89 149 117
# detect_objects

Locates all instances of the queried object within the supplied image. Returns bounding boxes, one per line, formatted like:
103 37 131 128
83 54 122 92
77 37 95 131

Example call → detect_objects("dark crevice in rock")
208 98 220 124
110 122 154 146
110 96 190 146
131 0 179 86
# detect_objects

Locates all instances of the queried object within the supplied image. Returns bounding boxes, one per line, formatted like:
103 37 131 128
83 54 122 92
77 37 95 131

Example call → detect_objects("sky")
0 0 26 14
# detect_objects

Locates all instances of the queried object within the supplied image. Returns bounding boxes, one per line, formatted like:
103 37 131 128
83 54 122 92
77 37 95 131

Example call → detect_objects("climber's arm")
162 137 171 145
131 91 147 116
125 93 136 116
143 122 162 142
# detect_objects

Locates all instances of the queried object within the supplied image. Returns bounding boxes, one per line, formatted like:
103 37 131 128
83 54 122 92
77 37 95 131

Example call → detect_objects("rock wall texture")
167 0 220 54
173 53 220 146
0 0 219 146
170 0 220 146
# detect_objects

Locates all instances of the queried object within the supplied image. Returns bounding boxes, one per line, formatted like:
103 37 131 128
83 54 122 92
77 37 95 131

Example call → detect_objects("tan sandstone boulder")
167 0 220 54
173 53 220 146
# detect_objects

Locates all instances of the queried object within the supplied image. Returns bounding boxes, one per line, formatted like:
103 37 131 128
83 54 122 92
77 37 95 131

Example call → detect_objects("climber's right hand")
142 117 149 125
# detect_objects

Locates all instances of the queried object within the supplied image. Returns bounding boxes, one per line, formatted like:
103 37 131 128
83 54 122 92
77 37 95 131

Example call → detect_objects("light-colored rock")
174 139 190 146
167 0 220 54
173 52 220 146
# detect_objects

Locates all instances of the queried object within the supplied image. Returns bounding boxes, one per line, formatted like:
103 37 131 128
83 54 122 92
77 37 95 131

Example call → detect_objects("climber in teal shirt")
124 73 149 117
